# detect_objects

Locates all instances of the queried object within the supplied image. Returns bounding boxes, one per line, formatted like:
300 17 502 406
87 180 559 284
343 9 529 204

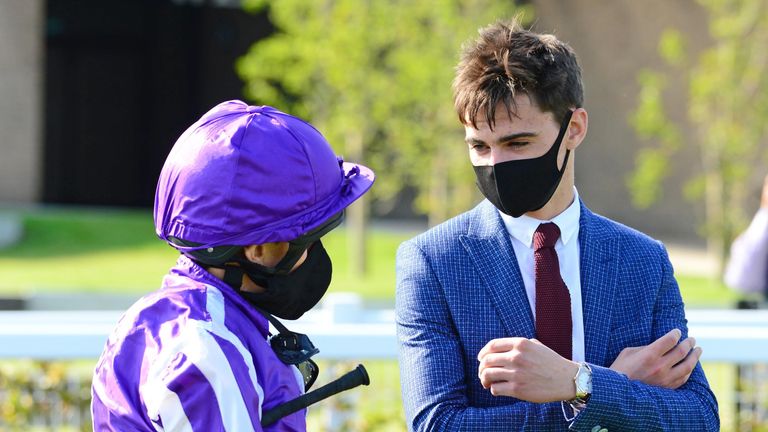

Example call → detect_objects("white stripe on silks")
143 289 261 430
140 320 251 431
143 320 195 425
150 387 194 432
91 371 125 417
204 285 265 419
183 324 254 430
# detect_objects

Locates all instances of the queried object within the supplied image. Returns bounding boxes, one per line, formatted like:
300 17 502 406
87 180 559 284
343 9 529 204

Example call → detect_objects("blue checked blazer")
396 200 719 431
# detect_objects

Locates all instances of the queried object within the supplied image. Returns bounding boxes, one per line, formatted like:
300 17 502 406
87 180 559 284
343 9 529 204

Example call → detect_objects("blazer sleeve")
396 240 557 431
569 243 720 431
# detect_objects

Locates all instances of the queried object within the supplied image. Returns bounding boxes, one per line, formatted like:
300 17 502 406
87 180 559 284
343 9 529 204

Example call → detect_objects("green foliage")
237 1 527 225
0 358 754 431
629 0 768 266
627 148 670 208
306 360 405 431
658 29 687 66
627 70 682 208
0 360 92 431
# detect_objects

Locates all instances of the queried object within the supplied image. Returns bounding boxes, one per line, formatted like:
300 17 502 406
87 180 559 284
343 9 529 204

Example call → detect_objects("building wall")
42 1 272 206
0 0 43 203
533 0 711 244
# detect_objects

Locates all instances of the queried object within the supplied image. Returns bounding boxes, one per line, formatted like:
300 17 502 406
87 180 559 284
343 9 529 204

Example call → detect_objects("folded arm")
396 240 562 430
570 244 718 431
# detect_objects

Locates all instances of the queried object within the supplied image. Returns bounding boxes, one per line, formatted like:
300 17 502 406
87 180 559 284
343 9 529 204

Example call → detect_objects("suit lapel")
578 203 619 365
459 201 535 338
457 200 620 362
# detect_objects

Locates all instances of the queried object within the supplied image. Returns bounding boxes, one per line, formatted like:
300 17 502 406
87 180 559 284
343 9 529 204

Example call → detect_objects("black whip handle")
260 364 370 427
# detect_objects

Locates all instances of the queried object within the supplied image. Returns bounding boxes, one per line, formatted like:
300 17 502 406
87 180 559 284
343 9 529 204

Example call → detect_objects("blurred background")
0 0 767 430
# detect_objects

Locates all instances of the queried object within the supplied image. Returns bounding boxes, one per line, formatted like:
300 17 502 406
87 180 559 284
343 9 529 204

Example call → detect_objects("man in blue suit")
396 18 719 431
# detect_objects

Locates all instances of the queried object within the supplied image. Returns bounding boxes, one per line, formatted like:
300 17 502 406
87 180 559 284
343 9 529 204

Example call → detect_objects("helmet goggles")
264 210 344 275
170 211 344 274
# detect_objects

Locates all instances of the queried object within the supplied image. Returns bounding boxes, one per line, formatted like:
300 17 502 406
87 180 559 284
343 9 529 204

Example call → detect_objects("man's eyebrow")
465 131 539 145
496 132 538 143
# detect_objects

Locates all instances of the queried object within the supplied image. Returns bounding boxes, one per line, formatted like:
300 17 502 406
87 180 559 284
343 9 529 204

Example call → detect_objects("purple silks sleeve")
91 256 307 431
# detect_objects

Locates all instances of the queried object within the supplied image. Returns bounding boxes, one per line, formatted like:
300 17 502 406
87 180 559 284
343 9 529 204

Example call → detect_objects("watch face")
575 365 592 397
577 372 590 389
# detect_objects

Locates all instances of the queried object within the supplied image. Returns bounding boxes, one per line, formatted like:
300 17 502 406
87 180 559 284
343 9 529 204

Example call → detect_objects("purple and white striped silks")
91 255 306 431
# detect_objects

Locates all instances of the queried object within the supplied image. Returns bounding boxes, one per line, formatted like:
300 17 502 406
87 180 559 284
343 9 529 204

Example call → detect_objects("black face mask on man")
473 110 573 218
229 241 333 320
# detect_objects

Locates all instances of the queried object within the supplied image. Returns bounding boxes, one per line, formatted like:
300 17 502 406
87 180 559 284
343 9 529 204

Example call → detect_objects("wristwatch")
568 362 592 409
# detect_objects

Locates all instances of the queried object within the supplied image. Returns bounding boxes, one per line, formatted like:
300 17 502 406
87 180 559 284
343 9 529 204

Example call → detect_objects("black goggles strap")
252 306 320 364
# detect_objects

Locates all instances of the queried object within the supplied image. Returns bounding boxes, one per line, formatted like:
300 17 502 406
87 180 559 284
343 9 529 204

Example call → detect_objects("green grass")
0 207 741 307
0 208 418 299
677 274 741 308
0 209 176 295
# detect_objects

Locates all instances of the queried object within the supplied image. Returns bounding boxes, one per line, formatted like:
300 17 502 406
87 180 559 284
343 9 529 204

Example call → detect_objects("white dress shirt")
725 207 768 294
499 188 585 362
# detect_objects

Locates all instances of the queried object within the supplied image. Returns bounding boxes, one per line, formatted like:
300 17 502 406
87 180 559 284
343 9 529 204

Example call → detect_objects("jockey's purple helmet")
153 100 374 259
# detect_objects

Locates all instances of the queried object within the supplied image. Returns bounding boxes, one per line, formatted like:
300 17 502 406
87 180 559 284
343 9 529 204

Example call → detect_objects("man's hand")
610 329 702 389
761 174 768 209
477 338 578 403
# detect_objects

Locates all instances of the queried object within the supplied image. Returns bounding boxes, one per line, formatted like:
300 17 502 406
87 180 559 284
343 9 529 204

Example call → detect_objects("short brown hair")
453 18 583 129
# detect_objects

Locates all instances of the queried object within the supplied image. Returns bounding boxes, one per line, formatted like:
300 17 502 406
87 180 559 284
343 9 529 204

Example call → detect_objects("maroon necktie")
534 222 572 360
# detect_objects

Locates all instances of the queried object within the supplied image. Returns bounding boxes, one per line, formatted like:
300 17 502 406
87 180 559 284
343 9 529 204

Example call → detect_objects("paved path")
665 243 719 278
0 211 21 248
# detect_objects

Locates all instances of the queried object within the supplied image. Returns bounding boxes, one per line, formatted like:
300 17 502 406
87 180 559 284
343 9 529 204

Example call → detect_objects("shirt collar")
499 187 581 249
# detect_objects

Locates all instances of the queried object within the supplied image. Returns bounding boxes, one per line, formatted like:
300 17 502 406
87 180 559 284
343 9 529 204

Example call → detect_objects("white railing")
0 293 766 362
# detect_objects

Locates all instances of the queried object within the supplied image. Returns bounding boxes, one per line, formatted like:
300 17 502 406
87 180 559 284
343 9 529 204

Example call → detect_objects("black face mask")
231 241 332 320
473 110 573 218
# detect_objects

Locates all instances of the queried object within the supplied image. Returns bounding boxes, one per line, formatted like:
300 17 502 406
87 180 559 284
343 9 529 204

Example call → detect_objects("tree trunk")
702 139 726 276
346 131 367 276
427 151 448 227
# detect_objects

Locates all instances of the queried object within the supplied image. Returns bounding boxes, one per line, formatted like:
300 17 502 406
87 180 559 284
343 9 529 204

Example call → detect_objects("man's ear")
243 245 264 264
565 108 588 151
243 242 290 268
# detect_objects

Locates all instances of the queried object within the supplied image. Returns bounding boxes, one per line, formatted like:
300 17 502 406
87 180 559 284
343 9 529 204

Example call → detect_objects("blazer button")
591 427 604 432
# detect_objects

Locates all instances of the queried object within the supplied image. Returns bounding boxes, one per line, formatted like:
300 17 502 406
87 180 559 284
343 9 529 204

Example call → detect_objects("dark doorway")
44 0 271 206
